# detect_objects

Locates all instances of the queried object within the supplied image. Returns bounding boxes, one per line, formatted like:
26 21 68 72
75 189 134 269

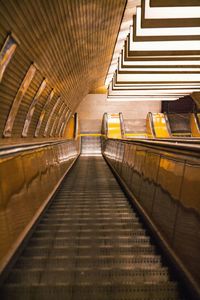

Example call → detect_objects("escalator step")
15 256 163 269
1 283 182 300
21 246 158 257
35 222 141 228
7 268 170 284
35 226 145 234
23 244 155 256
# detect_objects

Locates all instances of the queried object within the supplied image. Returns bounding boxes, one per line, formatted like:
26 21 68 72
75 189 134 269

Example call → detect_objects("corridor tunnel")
0 1 200 299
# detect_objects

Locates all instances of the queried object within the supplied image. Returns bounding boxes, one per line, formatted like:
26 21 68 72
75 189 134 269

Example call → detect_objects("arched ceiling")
0 0 127 139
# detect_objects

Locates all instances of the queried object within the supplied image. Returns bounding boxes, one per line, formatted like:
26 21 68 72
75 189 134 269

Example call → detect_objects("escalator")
0 156 185 299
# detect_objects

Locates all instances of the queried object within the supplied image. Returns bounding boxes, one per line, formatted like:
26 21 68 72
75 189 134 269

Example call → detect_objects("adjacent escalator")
0 156 185 299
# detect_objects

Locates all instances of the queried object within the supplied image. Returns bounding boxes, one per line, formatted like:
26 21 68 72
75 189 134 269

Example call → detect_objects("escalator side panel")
103 138 200 298
0 140 80 276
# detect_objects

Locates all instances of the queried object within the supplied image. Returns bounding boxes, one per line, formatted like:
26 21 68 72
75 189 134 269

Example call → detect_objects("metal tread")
1 283 183 300
15 255 163 269
6 268 170 284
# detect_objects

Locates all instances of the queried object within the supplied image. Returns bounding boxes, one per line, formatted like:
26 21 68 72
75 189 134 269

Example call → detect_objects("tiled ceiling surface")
0 0 126 139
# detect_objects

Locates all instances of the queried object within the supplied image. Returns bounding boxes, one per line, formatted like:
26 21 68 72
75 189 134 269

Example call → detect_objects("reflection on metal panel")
50 102 65 137
0 35 17 82
3 64 36 137
74 112 79 139
55 106 69 137
34 89 54 137
103 138 200 288
0 140 79 275
61 111 71 137
43 96 61 137
22 79 47 137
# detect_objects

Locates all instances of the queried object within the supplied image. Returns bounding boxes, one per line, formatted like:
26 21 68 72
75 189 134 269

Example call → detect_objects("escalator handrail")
105 137 200 157
0 139 71 157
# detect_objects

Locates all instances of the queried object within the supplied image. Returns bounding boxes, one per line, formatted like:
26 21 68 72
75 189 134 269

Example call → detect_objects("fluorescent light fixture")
107 96 179 101
108 88 199 96
121 53 200 67
144 0 200 19
128 29 200 51
112 84 200 90
136 7 200 36
112 85 200 90
124 39 200 58
113 72 200 88
119 54 200 72
150 0 200 7
117 72 200 82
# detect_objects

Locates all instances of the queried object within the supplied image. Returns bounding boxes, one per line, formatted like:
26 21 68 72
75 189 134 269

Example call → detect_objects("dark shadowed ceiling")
0 0 126 139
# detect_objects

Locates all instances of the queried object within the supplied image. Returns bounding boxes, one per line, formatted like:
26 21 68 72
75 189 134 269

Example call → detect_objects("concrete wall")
76 94 161 133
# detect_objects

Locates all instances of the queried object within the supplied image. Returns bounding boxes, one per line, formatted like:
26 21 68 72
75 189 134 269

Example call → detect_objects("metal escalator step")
46 204 134 211
34 217 138 222
54 197 127 201
28 237 154 248
39 221 140 229
48 206 130 211
41 211 139 222
23 243 156 255
35 227 145 235
1 282 182 300
53 196 127 199
22 245 158 257
48 203 131 207
15 256 163 269
31 233 150 243
7 268 170 284
54 195 127 198
34 228 144 235
40 213 136 219
58 192 126 194
49 203 130 208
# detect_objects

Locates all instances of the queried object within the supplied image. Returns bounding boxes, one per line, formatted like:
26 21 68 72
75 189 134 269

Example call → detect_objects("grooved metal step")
0 156 184 300
39 221 140 228
14 256 164 270
1 283 181 300
7 268 170 284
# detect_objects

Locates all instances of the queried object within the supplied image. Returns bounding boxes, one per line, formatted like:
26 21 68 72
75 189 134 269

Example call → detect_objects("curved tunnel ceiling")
0 0 127 139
